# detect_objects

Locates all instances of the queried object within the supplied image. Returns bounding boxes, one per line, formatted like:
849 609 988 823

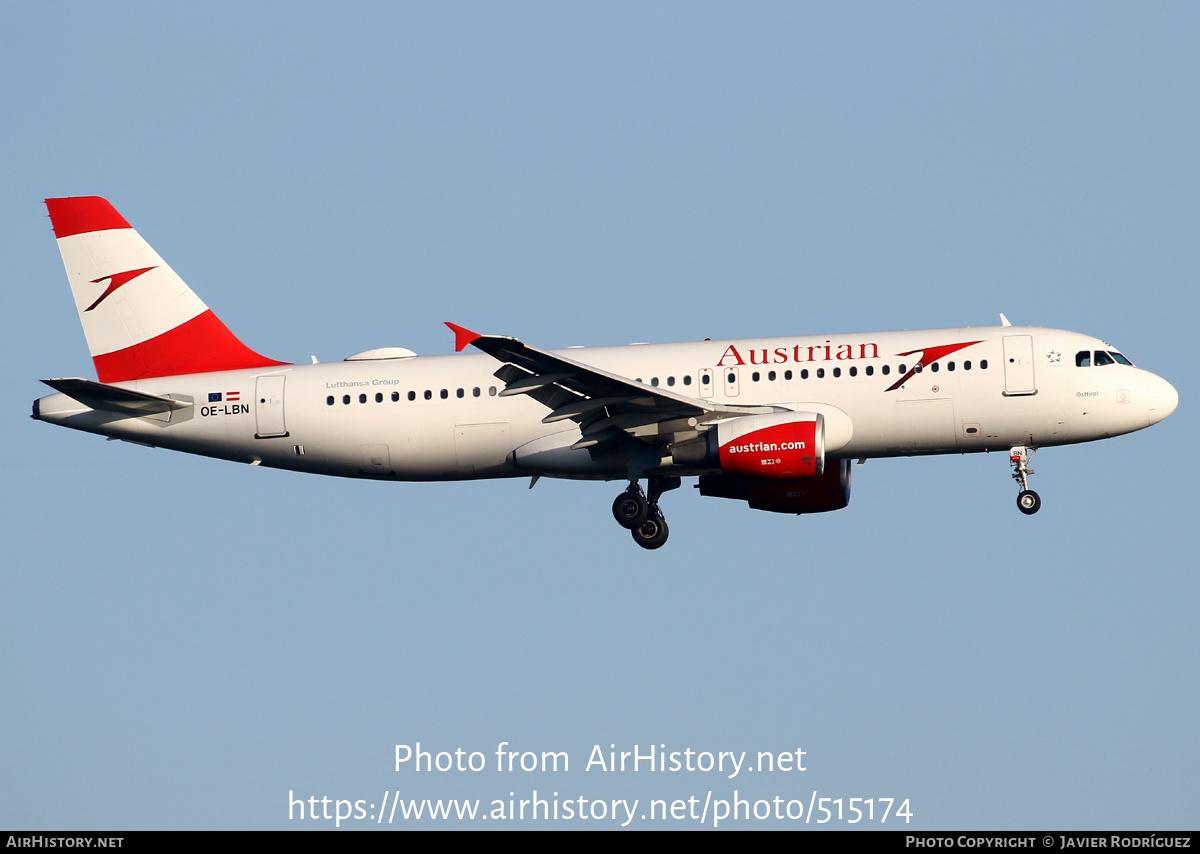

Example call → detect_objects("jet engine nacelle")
672 411 825 479
697 459 852 514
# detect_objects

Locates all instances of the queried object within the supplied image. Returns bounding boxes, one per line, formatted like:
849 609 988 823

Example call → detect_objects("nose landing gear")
613 476 680 549
1010 445 1041 515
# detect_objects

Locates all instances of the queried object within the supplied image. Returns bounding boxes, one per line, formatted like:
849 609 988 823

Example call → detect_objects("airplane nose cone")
1148 375 1178 425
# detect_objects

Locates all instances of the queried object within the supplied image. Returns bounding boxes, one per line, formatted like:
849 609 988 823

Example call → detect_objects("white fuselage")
34 325 1178 482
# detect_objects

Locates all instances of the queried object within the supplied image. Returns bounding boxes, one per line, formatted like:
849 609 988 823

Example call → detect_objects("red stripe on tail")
46 197 133 238
92 310 290 382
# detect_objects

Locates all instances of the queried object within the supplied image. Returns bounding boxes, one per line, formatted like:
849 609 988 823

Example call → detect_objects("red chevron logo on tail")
85 266 157 312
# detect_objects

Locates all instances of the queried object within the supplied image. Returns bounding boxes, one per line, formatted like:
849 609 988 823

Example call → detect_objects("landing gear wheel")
631 514 669 550
1016 489 1041 515
612 488 649 529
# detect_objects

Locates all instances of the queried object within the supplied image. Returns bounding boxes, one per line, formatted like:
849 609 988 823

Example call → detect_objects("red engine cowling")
672 412 825 479
697 459 852 514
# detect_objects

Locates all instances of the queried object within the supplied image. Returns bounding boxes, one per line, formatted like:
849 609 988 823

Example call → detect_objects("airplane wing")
447 323 783 450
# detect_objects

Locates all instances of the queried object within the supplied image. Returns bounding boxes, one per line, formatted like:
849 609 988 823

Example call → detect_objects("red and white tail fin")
45 196 289 383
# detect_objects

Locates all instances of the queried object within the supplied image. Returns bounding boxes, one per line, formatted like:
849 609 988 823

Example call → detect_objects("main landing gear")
1010 445 1041 515
612 476 681 549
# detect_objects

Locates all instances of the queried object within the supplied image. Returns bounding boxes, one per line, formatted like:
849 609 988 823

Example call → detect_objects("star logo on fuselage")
84 266 157 312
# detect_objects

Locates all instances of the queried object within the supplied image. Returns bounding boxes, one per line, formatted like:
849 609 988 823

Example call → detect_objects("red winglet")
46 197 133 238
445 322 481 352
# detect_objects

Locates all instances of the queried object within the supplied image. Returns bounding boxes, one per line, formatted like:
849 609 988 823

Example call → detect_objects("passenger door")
1002 335 1037 396
254 375 288 438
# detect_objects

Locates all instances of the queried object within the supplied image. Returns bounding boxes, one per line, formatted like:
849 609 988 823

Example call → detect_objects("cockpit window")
1077 349 1133 367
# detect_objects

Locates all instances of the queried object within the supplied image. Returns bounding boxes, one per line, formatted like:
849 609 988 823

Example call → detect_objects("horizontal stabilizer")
41 377 191 416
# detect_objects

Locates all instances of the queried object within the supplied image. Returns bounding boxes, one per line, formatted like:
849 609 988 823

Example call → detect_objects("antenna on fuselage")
999 313 1012 327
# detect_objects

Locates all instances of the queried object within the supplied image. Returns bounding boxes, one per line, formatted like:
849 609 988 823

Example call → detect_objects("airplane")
32 196 1179 549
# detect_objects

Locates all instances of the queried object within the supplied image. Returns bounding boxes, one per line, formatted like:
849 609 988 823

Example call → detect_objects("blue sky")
1 2 1196 829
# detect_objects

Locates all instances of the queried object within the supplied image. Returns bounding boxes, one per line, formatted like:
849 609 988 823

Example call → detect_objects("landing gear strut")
614 476 680 549
1010 445 1041 515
